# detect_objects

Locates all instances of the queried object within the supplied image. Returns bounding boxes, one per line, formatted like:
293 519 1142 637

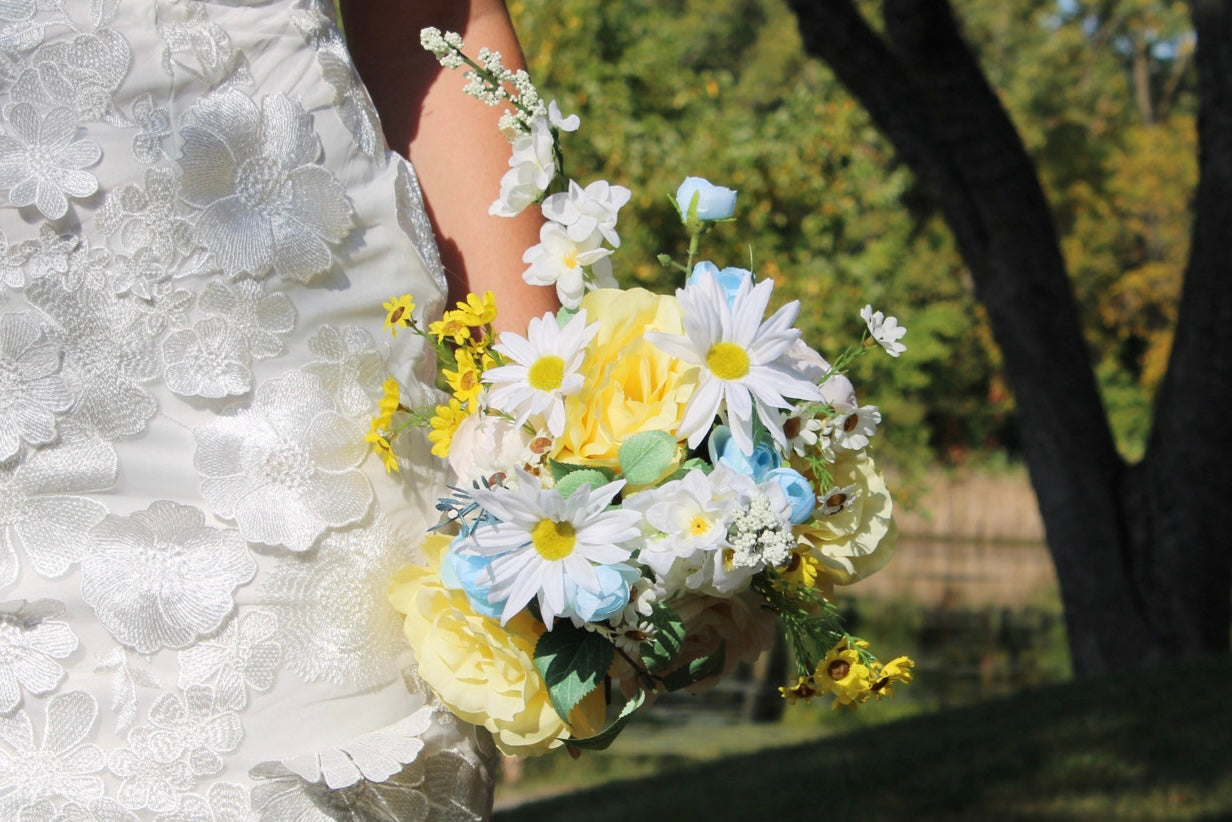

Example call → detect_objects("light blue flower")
564 562 640 623
766 467 816 524
688 261 751 308
442 540 504 619
708 424 780 480
675 177 738 221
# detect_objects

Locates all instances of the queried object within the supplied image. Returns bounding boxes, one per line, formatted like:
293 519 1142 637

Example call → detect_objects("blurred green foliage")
505 0 1195 466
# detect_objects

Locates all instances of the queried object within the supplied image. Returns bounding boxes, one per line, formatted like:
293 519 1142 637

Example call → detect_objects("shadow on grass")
495 654 1232 821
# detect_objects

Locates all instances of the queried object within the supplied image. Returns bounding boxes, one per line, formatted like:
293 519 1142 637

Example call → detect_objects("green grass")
494 654 1232 821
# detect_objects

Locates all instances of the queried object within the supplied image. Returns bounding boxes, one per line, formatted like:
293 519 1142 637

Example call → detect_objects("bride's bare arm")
340 0 558 332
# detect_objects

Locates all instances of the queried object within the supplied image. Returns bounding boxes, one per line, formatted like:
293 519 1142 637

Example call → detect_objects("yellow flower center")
527 355 566 391
689 515 711 536
531 519 577 561
563 250 578 269
706 342 750 381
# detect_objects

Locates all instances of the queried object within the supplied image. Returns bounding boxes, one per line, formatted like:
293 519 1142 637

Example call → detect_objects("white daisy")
459 468 643 625
829 404 882 451
860 304 907 357
648 268 822 455
782 406 827 459
483 310 598 437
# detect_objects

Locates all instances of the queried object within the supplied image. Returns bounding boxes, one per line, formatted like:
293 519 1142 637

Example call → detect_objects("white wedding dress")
0 1 497 819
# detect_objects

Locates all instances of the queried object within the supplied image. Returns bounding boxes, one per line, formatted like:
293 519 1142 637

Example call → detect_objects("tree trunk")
784 0 1232 675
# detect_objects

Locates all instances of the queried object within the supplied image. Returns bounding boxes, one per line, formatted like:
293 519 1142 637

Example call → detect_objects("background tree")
782 0 1230 674
506 0 1225 674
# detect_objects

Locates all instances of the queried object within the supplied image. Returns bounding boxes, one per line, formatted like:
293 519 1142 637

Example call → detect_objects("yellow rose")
552 288 697 470
388 534 605 756
795 449 897 585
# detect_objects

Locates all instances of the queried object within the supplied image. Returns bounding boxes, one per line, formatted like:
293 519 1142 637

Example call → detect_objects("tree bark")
785 0 1232 674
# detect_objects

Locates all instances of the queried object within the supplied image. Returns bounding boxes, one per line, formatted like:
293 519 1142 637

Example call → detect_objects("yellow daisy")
383 294 416 336
375 376 400 427
871 656 915 700
429 311 473 346
814 639 875 708
428 398 470 458
365 430 399 474
444 348 485 406
454 290 498 327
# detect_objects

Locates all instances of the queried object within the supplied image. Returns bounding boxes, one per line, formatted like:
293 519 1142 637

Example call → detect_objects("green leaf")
664 457 712 482
554 307 579 329
565 690 647 752
617 430 678 486
555 469 615 499
639 603 685 674
534 623 614 722
548 459 615 483
662 642 727 693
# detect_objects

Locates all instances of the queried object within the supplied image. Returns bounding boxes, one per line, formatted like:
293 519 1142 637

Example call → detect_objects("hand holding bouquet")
375 30 913 757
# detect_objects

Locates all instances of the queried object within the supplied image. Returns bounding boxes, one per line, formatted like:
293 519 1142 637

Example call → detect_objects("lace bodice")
0 1 496 819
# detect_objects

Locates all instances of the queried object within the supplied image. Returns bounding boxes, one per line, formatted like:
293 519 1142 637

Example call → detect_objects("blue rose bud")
708 424 781 478
767 467 817 524
675 176 738 222
442 540 505 619
688 261 752 308
564 562 640 623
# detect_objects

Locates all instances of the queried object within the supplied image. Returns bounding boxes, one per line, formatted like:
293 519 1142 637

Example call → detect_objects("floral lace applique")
154 781 248 822
0 420 117 588
97 168 210 282
198 279 295 363
10 27 131 126
261 514 411 688
250 745 491 822
28 276 161 439
80 501 256 654
163 317 252 399
193 370 371 552
146 685 243 779
0 312 73 460
2 225 77 290
95 647 162 735
108 726 195 814
0 103 101 220
0 598 77 713
0 690 107 816
177 89 354 283
22 796 141 822
281 706 432 789
291 1 382 160
177 610 281 711
158 3 241 87
131 92 172 166
302 325 381 417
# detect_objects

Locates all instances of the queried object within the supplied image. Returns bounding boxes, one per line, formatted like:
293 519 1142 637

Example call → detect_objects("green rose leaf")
565 690 647 753
534 622 614 722
662 642 727 692
555 468 615 499
639 603 685 674
618 430 678 486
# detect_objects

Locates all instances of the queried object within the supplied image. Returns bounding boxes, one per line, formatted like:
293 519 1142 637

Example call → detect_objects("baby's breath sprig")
420 27 547 136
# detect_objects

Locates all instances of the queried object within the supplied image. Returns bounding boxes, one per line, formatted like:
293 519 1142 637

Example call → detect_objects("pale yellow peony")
796 449 898 585
552 288 697 471
389 534 605 756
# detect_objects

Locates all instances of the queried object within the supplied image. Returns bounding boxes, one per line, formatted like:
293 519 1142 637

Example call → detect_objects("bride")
0 0 553 818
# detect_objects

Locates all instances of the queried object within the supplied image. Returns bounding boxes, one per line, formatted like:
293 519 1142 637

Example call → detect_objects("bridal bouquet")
373 29 913 757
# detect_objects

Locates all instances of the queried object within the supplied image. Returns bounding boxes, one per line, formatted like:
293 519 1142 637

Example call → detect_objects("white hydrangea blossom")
490 116 555 218
521 221 614 309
